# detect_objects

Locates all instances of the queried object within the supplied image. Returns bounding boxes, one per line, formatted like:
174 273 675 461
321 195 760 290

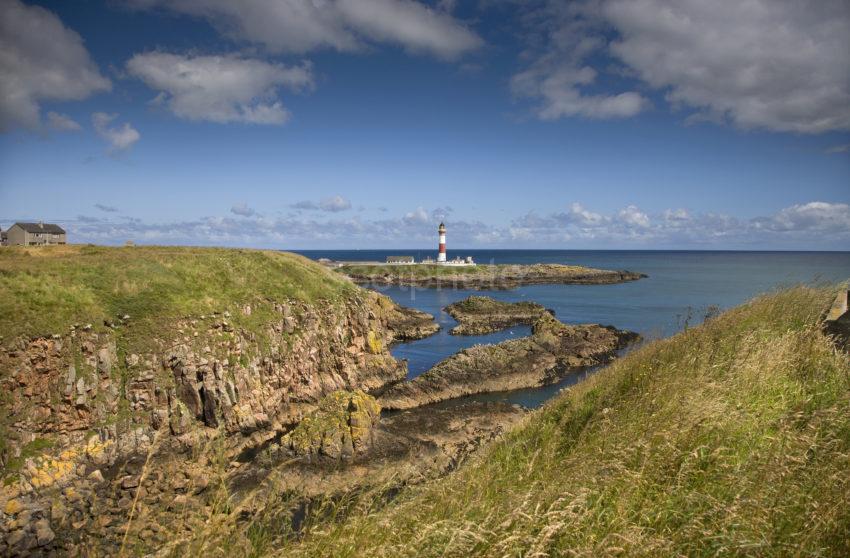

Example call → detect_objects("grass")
338 264 491 277
0 244 356 346
237 285 849 557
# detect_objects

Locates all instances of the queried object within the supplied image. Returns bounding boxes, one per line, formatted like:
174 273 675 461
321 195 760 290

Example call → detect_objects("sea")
296 250 850 408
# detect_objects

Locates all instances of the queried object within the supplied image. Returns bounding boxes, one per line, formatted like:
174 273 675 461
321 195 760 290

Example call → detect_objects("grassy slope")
0 245 356 345
277 286 850 557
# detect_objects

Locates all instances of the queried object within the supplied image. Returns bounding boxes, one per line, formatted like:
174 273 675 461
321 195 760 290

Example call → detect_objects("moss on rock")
284 390 381 460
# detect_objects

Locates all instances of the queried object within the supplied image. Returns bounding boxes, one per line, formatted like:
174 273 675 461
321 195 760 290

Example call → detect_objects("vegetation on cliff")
0 245 357 346
273 285 850 556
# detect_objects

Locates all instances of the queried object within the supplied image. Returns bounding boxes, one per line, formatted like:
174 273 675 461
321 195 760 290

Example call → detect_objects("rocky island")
379 313 640 410
445 295 551 335
336 262 646 289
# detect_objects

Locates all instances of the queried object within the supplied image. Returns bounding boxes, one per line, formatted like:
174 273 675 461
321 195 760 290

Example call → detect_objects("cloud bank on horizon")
0 0 848 249
38 200 850 250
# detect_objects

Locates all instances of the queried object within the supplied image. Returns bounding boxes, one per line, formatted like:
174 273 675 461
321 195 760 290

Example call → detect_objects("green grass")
258 285 849 557
0 244 356 346
338 264 490 277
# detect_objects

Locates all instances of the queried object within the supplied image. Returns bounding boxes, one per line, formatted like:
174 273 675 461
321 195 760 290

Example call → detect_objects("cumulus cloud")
510 200 850 247
605 0 850 133
58 201 850 249
46 111 82 131
129 0 482 60
127 52 313 125
291 196 352 212
403 206 430 225
752 201 850 233
92 112 140 152
513 0 850 133
319 195 352 212
0 0 111 131
617 205 650 228
230 203 256 217
510 3 649 120
94 203 119 213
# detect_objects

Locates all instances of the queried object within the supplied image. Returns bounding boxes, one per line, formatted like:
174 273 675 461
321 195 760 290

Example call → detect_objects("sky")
0 0 849 250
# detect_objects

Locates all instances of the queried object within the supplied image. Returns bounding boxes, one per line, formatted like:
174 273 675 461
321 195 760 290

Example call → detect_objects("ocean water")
297 250 850 407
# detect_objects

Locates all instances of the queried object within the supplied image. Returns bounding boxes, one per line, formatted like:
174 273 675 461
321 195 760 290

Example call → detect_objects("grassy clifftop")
275 285 850 557
0 245 356 344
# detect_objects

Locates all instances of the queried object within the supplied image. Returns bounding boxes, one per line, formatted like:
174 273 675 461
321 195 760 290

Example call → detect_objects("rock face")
0 290 438 557
380 314 640 410
339 263 646 290
283 390 381 460
445 296 550 335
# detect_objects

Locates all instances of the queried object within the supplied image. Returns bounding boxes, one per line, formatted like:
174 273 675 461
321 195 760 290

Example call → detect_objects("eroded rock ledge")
445 296 550 335
379 314 640 410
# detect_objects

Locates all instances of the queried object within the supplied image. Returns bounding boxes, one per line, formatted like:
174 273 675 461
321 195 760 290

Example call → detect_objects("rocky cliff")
0 246 440 556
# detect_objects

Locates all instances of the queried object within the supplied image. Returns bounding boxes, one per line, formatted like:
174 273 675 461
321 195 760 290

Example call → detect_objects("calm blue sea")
297 250 850 408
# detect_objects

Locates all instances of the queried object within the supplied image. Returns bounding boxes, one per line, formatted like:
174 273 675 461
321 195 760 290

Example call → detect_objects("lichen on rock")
283 390 381 460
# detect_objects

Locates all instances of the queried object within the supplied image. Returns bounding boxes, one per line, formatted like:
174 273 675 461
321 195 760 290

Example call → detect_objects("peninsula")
336 262 646 289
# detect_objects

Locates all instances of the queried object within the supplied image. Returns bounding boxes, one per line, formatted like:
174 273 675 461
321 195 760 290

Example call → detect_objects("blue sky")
1 0 848 249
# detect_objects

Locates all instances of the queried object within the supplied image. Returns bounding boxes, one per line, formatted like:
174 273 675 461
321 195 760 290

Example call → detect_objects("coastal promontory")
379 313 640 410
335 262 646 289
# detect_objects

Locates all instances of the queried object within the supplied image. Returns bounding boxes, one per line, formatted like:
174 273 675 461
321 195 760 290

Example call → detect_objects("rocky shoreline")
338 263 646 289
0 247 642 556
445 295 550 335
379 314 640 410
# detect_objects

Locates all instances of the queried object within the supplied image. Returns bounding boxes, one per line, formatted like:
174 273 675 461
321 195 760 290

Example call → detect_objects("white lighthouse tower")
437 222 447 263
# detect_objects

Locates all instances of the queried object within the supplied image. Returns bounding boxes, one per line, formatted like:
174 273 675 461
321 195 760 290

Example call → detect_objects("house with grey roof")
5 222 67 246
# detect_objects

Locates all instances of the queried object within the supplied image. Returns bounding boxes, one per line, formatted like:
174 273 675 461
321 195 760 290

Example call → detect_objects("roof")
13 222 66 234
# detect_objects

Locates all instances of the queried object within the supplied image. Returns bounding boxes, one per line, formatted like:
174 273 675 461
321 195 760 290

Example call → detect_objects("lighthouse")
437 222 447 263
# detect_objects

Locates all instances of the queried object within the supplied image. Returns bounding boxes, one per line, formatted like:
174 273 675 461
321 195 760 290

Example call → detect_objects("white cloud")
557 202 607 227
230 203 257 217
510 3 649 120
605 0 850 133
319 195 352 212
403 206 430 225
753 201 850 233
92 112 140 152
129 0 482 60
58 201 850 249
94 203 119 213
0 0 111 131
617 205 650 228
512 0 850 133
46 111 82 131
826 144 850 155
127 52 313 125
291 196 352 212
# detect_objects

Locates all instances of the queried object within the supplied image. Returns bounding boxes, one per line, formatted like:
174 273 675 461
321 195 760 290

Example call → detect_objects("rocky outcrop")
380 314 640 410
373 294 441 341
282 390 381 460
445 296 550 335
339 263 646 289
0 290 438 556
